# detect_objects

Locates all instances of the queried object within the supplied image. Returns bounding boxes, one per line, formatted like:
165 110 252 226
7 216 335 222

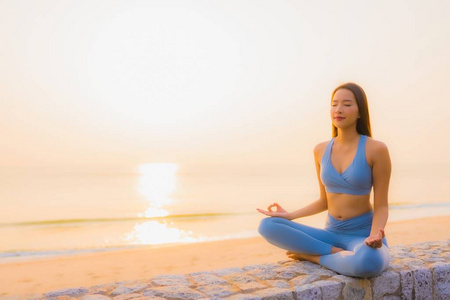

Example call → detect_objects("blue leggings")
258 211 389 278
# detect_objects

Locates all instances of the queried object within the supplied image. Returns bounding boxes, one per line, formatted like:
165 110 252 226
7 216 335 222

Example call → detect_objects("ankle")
331 246 344 254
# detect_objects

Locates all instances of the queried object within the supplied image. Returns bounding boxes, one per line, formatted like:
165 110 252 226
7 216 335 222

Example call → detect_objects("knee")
354 244 389 277
258 217 281 239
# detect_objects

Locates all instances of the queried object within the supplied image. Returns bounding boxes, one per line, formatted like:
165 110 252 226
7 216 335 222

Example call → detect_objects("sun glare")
137 162 179 218
127 221 198 245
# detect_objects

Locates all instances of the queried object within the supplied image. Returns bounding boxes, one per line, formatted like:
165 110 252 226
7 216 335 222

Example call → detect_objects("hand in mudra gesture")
257 203 291 219
365 228 385 248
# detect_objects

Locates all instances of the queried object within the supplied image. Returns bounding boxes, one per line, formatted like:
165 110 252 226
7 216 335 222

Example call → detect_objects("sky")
1 0 449 172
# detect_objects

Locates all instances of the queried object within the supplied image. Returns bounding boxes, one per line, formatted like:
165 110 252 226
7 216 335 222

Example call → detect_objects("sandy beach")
0 215 449 296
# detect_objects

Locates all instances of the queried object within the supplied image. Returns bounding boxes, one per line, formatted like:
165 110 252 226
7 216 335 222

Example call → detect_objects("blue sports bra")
320 135 372 195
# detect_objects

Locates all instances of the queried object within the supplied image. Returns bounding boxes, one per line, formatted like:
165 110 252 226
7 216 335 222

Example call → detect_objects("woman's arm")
257 142 328 220
365 140 391 248
288 143 328 220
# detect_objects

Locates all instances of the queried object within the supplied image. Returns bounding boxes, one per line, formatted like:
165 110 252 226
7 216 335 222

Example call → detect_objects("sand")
0 215 449 296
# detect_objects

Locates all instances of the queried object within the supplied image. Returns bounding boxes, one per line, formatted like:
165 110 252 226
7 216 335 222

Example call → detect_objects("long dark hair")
331 82 372 138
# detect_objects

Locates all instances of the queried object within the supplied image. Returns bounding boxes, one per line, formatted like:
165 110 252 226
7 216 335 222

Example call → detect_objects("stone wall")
8 240 450 300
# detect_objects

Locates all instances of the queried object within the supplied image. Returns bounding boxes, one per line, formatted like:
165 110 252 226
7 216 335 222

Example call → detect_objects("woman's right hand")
256 203 292 220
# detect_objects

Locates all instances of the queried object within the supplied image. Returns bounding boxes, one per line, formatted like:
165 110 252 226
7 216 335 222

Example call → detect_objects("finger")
370 242 381 249
367 238 377 247
368 239 382 248
268 203 279 211
370 238 381 245
257 209 273 216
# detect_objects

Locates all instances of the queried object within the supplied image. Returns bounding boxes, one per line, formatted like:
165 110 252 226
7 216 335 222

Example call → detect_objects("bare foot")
285 246 344 264
331 246 344 254
286 251 320 264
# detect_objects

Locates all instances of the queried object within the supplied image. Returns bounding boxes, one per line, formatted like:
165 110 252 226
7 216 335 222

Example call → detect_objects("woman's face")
330 88 360 130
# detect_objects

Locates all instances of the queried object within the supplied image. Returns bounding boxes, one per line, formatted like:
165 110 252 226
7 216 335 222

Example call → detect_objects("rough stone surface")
196 284 236 298
245 268 277 280
225 294 261 300
44 287 90 297
295 283 322 299
213 268 245 276
191 273 228 286
9 240 450 300
371 270 400 299
313 280 343 300
110 284 149 296
142 286 205 299
413 267 433 300
112 293 151 300
380 296 401 300
234 281 267 293
81 295 111 300
332 275 372 299
432 262 450 300
289 273 321 285
223 274 257 284
399 269 414 300
252 288 294 300
150 274 190 287
265 280 290 289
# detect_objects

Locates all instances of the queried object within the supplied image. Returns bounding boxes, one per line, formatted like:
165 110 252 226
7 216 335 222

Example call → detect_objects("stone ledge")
3 240 449 300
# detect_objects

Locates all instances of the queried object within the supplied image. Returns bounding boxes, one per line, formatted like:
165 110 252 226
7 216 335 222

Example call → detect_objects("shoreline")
0 215 449 296
2 204 450 264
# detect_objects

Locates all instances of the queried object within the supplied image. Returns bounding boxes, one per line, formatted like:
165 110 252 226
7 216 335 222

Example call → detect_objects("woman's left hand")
365 228 385 248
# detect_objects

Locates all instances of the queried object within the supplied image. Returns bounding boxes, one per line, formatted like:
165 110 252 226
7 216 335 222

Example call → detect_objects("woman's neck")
335 128 360 143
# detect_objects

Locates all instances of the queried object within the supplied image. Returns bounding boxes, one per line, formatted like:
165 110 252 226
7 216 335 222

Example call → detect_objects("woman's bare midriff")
327 193 373 220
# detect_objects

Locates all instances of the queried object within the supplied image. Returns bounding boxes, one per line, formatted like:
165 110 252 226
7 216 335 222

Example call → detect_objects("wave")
0 245 146 262
389 202 450 209
2 202 449 228
0 212 246 227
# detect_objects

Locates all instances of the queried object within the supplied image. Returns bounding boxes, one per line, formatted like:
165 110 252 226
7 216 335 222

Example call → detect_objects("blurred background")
1 0 449 259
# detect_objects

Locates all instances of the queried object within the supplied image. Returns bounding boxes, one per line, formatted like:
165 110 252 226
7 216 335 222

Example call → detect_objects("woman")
257 82 391 278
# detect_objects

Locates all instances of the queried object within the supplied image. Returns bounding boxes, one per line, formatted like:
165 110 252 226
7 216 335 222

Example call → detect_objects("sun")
137 162 179 218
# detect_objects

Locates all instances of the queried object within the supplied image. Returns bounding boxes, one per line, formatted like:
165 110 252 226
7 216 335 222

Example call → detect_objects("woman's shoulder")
365 136 389 152
365 136 390 160
313 140 331 157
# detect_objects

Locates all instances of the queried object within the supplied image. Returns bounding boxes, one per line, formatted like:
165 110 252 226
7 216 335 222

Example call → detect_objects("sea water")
0 162 449 261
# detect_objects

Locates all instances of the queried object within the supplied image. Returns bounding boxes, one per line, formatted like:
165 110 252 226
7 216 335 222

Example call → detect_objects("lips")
334 117 345 121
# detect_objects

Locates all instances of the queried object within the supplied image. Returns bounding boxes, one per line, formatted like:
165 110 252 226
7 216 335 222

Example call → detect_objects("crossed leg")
258 217 343 255
258 217 389 277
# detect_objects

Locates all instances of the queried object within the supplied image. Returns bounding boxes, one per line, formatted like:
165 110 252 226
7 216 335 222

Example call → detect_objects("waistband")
325 211 373 233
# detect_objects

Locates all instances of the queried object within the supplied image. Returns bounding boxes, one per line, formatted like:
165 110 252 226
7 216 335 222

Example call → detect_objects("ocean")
1 162 449 262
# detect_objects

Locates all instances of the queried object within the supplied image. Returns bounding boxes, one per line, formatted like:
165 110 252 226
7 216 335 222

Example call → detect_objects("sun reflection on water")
137 162 179 218
130 162 198 245
127 221 199 245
